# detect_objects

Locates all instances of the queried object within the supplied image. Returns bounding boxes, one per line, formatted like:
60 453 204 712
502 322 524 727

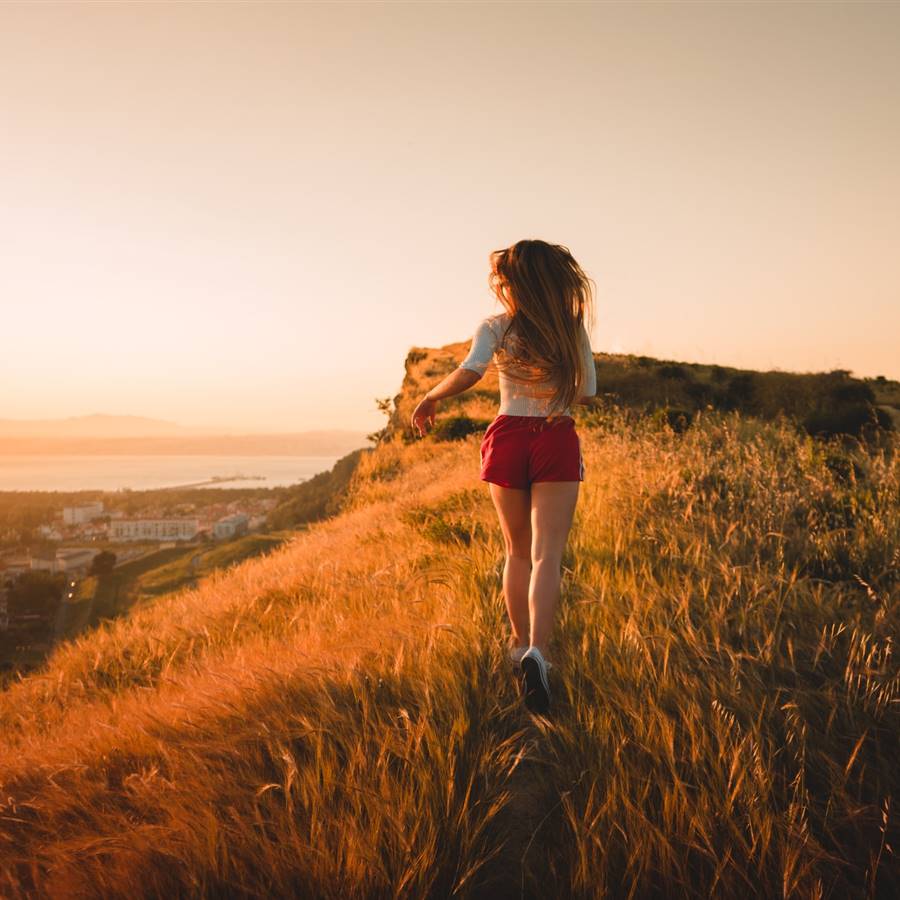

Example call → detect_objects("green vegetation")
0 572 64 683
88 545 199 623
88 549 116 575
3 570 63 617
591 358 897 440
429 415 492 442
134 532 292 600
266 447 369 530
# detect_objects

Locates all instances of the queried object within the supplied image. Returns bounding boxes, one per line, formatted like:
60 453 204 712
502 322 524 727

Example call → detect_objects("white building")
0 555 30 577
63 502 105 526
29 548 97 574
214 513 249 540
109 518 200 542
29 550 58 572
55 548 96 572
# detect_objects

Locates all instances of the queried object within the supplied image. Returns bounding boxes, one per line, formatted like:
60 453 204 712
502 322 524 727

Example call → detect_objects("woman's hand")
410 369 479 437
411 396 437 437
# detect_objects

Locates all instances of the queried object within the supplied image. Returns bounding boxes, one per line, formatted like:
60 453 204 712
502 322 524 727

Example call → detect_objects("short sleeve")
459 317 498 376
579 324 597 397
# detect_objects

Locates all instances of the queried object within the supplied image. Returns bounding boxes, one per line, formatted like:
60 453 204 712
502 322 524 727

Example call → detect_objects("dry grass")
1 408 897 898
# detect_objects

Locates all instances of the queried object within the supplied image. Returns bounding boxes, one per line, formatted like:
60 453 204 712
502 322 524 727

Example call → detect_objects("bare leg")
488 483 532 646
529 481 579 656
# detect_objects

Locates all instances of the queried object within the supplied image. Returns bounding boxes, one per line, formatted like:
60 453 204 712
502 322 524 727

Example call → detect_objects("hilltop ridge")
384 340 899 444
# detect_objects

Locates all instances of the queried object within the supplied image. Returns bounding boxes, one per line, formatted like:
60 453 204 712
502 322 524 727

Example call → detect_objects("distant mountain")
0 415 371 456
0 414 214 438
0 432 371 457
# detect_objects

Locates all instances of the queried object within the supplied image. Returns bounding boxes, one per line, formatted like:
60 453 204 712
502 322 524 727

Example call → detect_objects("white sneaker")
508 645 528 665
520 646 551 714
508 644 553 670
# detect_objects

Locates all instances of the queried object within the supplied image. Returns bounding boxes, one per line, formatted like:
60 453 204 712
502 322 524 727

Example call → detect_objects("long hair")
488 239 596 421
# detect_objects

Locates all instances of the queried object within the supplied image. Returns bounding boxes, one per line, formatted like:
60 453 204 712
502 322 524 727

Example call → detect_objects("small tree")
367 396 394 446
7 571 64 617
89 550 117 576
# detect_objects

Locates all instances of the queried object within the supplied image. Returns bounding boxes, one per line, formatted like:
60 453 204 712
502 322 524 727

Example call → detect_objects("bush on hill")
658 364 690 381
722 372 759 413
88 550 117 576
429 415 491 443
803 402 894 441
830 382 876 405
266 448 369 530
651 406 696 433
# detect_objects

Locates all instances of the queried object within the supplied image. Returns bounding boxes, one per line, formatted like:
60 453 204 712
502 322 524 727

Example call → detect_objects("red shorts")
480 414 584 489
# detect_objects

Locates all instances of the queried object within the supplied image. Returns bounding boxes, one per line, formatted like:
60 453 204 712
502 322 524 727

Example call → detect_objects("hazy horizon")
0 411 369 438
3 2 898 433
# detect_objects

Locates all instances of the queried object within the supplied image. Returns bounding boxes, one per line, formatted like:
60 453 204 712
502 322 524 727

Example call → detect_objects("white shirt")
459 311 597 416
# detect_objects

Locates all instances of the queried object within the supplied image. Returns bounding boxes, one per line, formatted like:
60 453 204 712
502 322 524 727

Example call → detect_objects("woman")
410 239 597 714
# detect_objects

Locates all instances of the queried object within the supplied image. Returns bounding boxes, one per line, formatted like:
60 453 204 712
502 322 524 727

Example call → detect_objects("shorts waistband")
491 414 575 433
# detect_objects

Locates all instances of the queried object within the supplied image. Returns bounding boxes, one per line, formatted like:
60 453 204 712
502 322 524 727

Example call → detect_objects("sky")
2 1 898 434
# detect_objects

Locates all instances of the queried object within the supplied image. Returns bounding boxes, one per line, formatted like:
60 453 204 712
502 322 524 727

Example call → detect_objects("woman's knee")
530 530 568 567
504 538 532 561
530 552 563 570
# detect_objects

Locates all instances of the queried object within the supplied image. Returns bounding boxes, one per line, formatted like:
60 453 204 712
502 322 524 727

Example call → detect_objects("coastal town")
1 496 279 575
0 494 282 680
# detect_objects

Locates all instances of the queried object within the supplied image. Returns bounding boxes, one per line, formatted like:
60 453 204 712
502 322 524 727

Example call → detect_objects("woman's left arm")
575 322 598 403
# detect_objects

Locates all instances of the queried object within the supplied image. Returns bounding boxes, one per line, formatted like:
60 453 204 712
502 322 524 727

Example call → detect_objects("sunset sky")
2 1 898 434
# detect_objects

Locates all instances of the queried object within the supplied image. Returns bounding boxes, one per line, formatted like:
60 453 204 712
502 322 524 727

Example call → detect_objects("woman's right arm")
458 317 498 377
411 317 495 436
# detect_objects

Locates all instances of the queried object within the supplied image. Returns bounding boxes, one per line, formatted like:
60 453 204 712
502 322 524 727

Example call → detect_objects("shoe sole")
520 656 551 714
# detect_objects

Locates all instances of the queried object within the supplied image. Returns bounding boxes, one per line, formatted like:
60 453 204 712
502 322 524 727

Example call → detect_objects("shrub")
724 373 759 412
422 358 458 378
366 458 404 482
89 550 117 576
684 380 714 407
7 571 64 617
266 448 368 529
802 403 893 440
400 499 488 547
650 407 695 434
828 382 876 405
822 447 867 484
658 364 690 381
430 416 491 442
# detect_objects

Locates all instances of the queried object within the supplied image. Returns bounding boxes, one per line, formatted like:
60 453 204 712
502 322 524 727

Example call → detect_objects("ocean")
0 455 342 492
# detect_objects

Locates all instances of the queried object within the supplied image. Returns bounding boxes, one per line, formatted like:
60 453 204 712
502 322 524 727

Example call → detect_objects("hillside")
1 348 898 897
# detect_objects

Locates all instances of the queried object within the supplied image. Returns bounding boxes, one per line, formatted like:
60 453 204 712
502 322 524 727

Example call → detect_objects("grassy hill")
1 348 898 897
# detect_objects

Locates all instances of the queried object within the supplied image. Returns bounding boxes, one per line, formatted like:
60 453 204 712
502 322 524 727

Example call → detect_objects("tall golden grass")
1 408 897 898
